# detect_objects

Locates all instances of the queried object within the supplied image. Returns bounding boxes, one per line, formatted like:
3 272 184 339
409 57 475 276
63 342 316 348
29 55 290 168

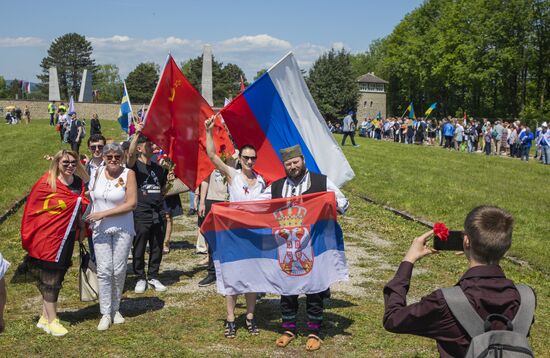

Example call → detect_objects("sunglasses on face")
61 160 77 167
241 155 257 161
90 145 104 151
105 155 121 161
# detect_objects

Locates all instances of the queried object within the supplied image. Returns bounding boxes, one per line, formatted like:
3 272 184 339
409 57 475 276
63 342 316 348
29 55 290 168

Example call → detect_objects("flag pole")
143 54 172 126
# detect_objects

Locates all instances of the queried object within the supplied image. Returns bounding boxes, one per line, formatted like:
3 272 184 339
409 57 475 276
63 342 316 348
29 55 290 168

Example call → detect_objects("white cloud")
0 37 46 48
217 34 291 52
3 34 333 82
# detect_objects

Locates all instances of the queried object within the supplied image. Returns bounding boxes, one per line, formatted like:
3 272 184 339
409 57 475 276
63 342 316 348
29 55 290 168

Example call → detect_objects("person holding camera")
383 206 535 357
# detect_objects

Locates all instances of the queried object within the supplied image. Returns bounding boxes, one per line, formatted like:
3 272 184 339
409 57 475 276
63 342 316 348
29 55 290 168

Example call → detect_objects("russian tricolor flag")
201 192 349 296
220 52 354 187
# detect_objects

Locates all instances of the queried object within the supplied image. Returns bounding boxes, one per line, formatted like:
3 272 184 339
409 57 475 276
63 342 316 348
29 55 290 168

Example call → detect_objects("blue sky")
1 0 423 82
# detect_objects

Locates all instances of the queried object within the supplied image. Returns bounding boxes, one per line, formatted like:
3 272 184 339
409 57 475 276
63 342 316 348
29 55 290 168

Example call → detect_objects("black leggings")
38 268 68 303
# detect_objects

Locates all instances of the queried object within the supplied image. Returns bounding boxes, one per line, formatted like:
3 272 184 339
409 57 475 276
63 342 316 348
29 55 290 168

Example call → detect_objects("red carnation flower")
433 222 449 241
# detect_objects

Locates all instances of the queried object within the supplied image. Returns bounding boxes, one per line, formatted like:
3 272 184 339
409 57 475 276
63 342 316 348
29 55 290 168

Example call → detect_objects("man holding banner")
266 144 349 351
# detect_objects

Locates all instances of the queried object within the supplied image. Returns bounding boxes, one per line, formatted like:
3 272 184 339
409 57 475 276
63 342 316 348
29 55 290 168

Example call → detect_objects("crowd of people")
331 115 550 164
0 111 538 355
3 105 31 125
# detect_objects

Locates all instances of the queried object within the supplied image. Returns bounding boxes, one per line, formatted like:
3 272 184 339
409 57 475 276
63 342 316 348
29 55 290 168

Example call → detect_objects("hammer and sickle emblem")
168 80 182 102
35 193 67 215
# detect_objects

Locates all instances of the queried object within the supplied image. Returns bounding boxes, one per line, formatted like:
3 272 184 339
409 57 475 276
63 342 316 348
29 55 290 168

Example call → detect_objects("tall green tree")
180 56 247 107
38 33 96 100
94 64 124 103
125 62 159 104
0 76 7 98
360 0 550 122
307 48 359 122
8 79 22 99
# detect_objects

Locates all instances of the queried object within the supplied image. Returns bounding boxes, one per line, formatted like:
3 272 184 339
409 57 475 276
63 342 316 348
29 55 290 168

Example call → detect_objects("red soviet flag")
21 173 88 263
142 55 234 191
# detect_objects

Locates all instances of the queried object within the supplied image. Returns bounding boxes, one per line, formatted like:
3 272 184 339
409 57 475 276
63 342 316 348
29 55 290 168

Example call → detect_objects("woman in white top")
86 143 137 331
205 115 267 338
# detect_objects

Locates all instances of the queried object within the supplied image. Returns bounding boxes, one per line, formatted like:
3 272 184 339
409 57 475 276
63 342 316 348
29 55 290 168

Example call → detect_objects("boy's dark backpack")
442 284 535 357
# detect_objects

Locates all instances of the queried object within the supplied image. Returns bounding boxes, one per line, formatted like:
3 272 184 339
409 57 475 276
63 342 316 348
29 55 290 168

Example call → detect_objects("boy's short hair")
464 206 513 264
87 134 106 147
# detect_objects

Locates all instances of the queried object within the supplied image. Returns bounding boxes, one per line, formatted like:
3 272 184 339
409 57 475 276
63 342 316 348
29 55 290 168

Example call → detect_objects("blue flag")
117 82 133 133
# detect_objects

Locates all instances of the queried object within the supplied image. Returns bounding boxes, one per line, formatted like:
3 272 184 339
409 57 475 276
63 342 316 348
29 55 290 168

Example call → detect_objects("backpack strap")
512 284 536 336
441 286 484 338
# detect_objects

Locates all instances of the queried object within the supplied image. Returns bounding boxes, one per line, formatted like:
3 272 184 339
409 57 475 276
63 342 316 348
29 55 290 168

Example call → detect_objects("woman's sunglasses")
61 160 77 167
241 155 257 161
105 155 121 161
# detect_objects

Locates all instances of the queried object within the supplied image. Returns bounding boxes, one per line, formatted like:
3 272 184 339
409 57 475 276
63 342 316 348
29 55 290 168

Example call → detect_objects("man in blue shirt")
518 126 534 161
442 119 455 149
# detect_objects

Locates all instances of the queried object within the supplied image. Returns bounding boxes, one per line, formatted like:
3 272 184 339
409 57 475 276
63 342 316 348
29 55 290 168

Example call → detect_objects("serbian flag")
219 52 354 188
21 173 88 263
142 54 234 191
201 192 348 295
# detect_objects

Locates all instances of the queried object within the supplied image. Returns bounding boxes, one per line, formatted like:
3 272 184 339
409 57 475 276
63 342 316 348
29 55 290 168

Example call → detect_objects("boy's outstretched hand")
404 230 438 264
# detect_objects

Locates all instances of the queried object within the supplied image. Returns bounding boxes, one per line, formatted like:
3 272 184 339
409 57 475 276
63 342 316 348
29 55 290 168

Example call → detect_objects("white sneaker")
112 311 125 325
134 279 147 293
97 315 111 331
147 278 167 292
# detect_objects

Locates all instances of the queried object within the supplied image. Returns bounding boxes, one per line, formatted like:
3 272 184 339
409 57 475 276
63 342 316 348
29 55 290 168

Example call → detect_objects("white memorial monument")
48 67 61 101
201 45 214 106
78 69 93 102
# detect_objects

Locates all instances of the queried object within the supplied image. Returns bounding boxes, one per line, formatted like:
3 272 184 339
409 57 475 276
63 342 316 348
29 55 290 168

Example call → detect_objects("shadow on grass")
57 297 165 324
122 265 206 293
169 240 195 251
247 297 356 339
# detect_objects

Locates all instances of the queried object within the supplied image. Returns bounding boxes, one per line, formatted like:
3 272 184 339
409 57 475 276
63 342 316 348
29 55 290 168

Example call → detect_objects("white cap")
542 122 548 128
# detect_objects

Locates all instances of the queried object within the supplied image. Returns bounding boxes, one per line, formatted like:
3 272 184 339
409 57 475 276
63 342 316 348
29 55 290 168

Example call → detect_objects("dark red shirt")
383 262 532 357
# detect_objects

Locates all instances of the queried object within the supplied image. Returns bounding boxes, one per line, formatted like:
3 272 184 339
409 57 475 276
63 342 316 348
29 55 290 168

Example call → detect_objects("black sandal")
224 320 236 338
245 318 259 335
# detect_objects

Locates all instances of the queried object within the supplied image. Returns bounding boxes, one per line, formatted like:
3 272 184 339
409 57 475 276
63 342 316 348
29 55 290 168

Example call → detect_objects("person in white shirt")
205 115 268 338
86 143 137 331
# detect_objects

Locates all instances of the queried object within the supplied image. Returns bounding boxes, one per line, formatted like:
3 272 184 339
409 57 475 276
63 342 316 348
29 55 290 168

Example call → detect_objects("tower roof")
357 73 388 84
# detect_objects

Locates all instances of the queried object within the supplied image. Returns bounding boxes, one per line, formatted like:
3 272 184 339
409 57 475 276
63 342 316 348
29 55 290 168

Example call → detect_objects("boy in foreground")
383 206 535 357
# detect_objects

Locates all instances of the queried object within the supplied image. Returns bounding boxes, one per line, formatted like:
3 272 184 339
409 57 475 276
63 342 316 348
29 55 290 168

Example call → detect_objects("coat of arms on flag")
273 205 313 276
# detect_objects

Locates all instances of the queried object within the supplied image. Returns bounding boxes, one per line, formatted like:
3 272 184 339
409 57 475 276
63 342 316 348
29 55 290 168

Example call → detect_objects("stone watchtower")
356 73 388 120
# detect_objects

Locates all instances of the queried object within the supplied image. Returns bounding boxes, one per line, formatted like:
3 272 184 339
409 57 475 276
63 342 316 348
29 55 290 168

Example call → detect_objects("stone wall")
357 92 387 120
0 99 148 120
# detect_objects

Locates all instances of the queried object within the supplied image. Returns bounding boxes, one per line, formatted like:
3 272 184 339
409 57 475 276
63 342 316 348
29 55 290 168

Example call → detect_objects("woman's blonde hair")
47 150 89 191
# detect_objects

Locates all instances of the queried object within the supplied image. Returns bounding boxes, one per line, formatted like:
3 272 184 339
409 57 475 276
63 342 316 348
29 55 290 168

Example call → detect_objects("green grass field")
0 120 548 357
336 134 550 275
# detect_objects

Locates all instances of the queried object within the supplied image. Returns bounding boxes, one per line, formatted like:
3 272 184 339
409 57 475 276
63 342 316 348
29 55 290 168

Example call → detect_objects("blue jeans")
521 145 530 161
541 145 550 164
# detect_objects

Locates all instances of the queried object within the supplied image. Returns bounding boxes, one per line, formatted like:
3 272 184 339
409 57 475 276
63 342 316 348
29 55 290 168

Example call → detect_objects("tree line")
350 0 550 124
